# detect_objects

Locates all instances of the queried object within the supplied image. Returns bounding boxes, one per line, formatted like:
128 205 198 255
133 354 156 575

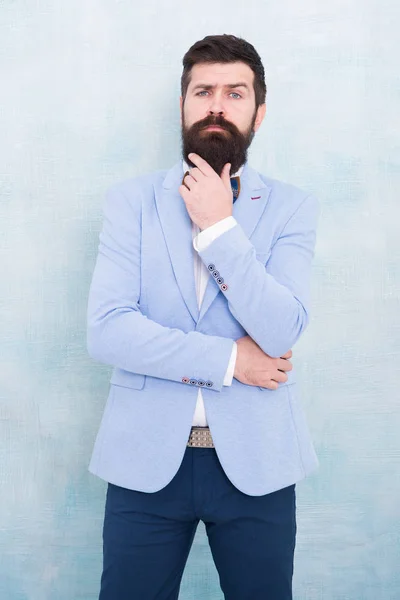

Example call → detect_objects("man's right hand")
233 335 293 390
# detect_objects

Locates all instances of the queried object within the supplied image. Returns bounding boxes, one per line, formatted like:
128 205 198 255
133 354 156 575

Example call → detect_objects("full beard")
181 112 256 177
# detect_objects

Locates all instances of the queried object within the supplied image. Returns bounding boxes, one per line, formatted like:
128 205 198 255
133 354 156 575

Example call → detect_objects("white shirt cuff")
223 341 237 386
193 216 237 252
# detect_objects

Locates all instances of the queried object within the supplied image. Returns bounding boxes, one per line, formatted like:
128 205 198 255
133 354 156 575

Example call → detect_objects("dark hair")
181 34 267 108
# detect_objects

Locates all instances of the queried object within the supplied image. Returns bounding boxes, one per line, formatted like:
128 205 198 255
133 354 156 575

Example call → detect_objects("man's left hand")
179 153 233 230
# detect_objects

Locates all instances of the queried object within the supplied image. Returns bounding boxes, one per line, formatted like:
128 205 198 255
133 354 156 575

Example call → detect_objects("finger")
281 349 292 359
179 184 190 200
188 153 215 176
264 380 279 390
273 370 289 384
277 358 292 371
258 381 278 390
182 174 197 191
221 163 231 188
188 167 205 182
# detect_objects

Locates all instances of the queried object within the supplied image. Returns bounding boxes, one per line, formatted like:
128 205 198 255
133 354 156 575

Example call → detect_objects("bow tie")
182 171 241 202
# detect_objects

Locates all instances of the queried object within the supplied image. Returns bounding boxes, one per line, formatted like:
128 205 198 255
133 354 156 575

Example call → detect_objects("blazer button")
182 377 190 384
197 379 205 386
207 263 216 272
220 283 228 291
189 379 198 385
212 270 220 278
216 276 224 285
205 381 213 387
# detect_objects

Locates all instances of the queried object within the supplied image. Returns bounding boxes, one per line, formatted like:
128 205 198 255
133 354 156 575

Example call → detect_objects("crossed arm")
87 183 319 392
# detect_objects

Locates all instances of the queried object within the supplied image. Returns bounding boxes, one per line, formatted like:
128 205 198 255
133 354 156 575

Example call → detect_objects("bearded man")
87 33 320 600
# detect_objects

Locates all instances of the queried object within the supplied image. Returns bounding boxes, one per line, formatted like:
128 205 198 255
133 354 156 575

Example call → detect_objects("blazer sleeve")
86 183 235 392
195 193 320 358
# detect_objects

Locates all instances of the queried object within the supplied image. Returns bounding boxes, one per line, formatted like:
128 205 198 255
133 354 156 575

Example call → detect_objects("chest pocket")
110 368 145 390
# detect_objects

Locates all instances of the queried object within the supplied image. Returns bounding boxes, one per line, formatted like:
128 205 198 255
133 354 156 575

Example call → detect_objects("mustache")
187 115 239 136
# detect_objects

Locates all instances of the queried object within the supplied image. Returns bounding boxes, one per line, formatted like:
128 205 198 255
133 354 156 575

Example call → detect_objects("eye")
230 92 242 99
196 91 209 96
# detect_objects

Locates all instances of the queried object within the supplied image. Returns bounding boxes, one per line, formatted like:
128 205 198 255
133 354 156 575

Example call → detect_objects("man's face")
180 61 266 176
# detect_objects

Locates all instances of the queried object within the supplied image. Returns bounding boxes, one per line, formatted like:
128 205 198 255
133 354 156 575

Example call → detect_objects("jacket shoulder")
106 167 169 197
260 172 315 200
256 171 320 219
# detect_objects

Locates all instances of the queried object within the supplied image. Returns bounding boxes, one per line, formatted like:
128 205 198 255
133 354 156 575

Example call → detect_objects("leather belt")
187 426 215 448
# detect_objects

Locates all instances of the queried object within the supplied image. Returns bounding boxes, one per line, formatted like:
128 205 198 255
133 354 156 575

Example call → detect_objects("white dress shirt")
183 160 243 426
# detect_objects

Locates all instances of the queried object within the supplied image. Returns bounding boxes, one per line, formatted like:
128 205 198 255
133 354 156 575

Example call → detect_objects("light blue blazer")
87 159 320 496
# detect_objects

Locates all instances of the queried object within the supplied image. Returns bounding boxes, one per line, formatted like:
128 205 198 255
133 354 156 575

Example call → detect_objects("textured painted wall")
1 1 399 599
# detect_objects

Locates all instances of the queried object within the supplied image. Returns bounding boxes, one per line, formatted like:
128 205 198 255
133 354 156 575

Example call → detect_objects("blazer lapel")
155 161 199 323
197 162 272 323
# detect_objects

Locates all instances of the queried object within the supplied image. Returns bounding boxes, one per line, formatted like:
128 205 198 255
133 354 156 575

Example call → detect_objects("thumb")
222 162 231 187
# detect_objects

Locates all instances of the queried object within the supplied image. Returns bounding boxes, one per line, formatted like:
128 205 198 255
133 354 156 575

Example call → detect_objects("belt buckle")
187 426 214 448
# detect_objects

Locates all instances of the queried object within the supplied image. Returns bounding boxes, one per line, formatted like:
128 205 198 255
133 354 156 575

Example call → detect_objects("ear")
253 103 267 133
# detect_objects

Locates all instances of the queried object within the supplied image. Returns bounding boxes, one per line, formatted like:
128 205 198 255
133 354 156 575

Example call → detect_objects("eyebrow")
191 82 250 92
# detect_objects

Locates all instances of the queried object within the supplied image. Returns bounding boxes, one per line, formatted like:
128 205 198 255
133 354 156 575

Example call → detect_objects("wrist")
199 214 232 231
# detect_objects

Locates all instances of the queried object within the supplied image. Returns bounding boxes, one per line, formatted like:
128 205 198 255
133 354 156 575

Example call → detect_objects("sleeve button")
205 381 213 387
220 283 228 291
182 377 190 384
189 379 198 385
207 263 216 272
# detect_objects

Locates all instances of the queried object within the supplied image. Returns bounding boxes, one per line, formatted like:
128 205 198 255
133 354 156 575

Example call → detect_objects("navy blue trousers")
99 446 296 599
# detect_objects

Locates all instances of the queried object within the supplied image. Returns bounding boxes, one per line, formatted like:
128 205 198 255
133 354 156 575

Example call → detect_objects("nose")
208 94 225 117
208 109 224 120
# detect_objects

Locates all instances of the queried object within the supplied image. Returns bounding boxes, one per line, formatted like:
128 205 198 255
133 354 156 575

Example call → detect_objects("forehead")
188 62 254 88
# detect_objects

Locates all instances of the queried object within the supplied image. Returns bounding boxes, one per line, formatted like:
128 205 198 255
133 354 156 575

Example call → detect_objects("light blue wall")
1 2 399 599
